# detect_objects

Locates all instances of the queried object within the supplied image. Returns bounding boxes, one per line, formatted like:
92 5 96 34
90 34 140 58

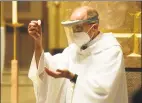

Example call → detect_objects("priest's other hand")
44 67 75 80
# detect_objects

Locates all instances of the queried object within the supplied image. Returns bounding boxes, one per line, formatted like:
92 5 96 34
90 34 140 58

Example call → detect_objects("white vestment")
28 32 128 103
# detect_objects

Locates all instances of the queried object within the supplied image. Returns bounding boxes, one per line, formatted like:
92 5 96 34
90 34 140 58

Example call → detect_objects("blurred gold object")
128 11 141 57
113 33 133 56
1 1 5 27
54 1 60 6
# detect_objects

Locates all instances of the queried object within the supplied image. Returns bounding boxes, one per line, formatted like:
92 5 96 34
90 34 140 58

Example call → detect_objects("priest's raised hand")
28 20 43 68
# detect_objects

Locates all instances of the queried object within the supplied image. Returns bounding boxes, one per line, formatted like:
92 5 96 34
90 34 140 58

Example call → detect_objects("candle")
12 1 17 24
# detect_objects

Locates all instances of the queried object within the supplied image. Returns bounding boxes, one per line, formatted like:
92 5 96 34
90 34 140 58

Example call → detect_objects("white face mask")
71 24 96 48
72 32 90 47
64 24 95 48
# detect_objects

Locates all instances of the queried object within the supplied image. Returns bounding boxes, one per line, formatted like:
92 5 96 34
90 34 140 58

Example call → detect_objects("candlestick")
5 2 24 103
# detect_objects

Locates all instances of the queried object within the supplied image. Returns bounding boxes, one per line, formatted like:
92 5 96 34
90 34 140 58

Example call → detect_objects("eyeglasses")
72 24 84 33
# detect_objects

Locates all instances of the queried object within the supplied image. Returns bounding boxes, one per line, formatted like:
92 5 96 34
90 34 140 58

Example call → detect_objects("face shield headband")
61 15 99 26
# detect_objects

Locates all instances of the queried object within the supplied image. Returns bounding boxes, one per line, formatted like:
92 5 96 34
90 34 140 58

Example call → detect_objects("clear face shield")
63 24 85 44
61 16 99 45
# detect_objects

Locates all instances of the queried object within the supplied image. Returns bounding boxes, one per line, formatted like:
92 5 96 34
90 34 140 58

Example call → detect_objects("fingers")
28 29 40 39
44 67 62 78
28 26 38 32
56 69 69 78
28 31 40 39
31 20 38 24
28 22 38 29
56 69 64 72
44 67 71 79
56 69 68 74
28 20 41 39
28 22 38 30
29 20 41 28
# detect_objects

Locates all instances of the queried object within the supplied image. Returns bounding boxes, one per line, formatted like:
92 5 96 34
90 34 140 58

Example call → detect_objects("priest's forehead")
70 6 99 21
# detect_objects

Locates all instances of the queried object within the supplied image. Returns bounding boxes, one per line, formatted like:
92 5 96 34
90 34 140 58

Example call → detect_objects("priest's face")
70 7 99 38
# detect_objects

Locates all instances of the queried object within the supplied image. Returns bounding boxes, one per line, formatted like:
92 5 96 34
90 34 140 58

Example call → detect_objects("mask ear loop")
86 24 96 42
